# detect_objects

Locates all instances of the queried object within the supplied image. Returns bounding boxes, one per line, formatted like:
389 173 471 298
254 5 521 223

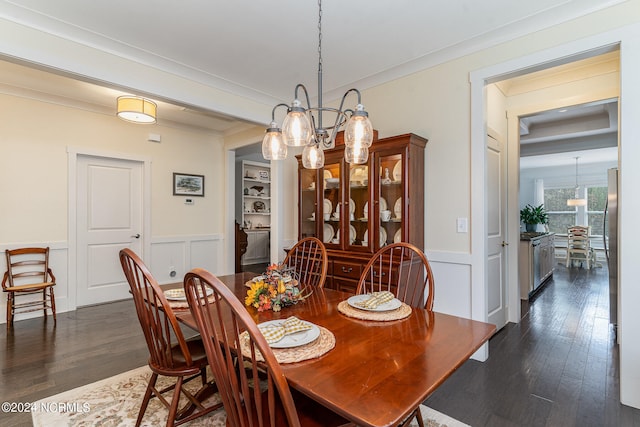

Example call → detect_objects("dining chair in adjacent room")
119 249 221 427
184 268 352 427
282 237 328 288
566 225 595 269
2 247 56 330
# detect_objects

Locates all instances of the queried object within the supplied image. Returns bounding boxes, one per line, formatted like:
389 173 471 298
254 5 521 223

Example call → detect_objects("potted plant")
520 204 549 232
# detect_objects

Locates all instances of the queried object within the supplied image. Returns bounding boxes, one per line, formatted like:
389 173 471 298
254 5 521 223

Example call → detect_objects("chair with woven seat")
3 247 56 330
566 225 595 269
355 242 434 427
119 248 221 427
283 237 328 288
183 267 352 427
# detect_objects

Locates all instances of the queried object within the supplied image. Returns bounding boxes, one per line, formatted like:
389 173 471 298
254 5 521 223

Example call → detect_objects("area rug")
32 366 469 427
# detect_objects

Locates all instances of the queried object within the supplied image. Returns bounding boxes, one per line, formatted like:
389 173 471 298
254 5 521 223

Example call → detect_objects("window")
544 188 577 234
543 186 607 235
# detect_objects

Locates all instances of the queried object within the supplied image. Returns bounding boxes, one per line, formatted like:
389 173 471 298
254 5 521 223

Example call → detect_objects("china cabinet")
242 161 271 265
296 133 427 292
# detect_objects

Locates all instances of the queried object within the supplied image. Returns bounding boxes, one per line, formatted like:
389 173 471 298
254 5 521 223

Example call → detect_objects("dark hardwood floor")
426 262 640 426
2 262 639 426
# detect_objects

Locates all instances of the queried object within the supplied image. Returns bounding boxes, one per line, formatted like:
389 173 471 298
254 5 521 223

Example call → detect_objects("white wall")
0 92 227 321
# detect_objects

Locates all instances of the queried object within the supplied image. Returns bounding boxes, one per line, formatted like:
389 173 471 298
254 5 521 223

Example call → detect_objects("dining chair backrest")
119 248 194 370
3 247 57 329
282 237 328 288
184 268 302 427
356 242 435 310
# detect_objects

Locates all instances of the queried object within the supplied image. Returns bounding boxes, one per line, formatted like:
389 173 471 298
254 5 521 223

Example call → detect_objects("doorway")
69 148 151 308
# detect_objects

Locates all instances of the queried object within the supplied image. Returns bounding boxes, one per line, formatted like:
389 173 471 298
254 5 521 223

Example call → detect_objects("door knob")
131 233 141 239
501 241 509 247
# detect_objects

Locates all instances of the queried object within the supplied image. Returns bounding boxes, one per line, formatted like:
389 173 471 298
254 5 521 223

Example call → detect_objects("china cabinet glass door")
299 168 318 239
378 153 403 247
348 164 370 249
322 160 341 246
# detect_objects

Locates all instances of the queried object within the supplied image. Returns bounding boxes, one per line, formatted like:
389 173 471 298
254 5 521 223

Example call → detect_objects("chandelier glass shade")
262 0 373 169
567 156 587 207
116 96 157 124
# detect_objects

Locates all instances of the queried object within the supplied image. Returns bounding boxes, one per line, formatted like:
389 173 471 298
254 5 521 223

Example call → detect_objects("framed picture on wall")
259 170 270 181
173 173 205 196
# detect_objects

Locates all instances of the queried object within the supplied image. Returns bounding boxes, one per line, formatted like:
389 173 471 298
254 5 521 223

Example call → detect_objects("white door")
487 134 508 329
76 155 143 306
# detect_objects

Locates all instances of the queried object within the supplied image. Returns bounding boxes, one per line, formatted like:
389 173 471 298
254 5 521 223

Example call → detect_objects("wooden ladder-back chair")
3 247 56 330
566 225 595 269
356 242 435 311
183 268 351 427
119 249 221 427
283 237 328 288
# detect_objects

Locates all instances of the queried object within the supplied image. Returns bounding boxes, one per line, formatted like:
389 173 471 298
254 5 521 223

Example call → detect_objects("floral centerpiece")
245 263 309 312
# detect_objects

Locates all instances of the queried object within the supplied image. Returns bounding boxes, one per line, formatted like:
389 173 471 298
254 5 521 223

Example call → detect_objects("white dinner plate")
323 170 332 179
380 226 387 246
258 320 321 348
394 198 402 218
164 287 213 301
349 198 356 214
347 294 402 312
364 229 368 243
393 160 402 182
323 224 334 243
380 197 387 211
394 229 402 243
323 198 332 215
363 201 368 219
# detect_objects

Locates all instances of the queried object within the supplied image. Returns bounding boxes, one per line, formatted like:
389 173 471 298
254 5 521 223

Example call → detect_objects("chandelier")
567 156 587 207
262 0 374 169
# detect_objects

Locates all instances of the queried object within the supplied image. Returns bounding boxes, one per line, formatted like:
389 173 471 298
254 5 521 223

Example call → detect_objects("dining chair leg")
50 287 57 324
166 376 184 427
6 295 13 330
136 372 158 427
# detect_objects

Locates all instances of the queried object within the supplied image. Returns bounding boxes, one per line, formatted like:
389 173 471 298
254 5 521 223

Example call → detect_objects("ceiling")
0 0 624 156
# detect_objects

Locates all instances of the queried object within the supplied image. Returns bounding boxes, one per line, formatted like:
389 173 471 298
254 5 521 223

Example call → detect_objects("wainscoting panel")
150 234 224 285
429 259 472 319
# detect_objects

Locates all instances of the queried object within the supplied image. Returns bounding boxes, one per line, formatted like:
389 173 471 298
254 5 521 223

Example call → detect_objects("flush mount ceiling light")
262 0 373 169
567 156 587 207
117 96 157 124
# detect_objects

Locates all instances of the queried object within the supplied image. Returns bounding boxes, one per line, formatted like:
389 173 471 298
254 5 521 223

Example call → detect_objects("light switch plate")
456 217 468 233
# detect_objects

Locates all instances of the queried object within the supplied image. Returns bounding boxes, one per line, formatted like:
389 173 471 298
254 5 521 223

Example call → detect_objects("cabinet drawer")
332 261 362 280
332 277 359 294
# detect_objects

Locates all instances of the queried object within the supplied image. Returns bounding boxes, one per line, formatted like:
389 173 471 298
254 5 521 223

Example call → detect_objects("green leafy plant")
520 204 549 225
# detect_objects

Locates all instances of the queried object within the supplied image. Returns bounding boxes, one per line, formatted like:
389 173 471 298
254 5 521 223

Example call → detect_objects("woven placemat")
337 300 412 321
167 294 217 310
240 326 335 364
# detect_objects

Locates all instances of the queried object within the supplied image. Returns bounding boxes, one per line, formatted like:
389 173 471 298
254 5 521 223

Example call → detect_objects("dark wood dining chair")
119 249 221 427
283 237 328 288
356 242 435 310
183 267 351 427
356 242 434 427
2 247 56 330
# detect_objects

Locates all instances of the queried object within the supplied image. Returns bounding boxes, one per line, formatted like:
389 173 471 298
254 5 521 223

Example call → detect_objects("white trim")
224 150 236 274
471 23 640 406
67 147 152 312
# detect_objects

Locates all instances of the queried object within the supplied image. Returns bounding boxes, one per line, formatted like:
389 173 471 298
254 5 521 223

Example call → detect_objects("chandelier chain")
318 0 322 72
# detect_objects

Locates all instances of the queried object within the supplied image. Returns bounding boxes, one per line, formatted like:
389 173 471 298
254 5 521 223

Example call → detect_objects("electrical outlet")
456 218 468 233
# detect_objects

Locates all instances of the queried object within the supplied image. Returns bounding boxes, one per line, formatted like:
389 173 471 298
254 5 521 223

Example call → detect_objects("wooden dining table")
166 271 496 427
